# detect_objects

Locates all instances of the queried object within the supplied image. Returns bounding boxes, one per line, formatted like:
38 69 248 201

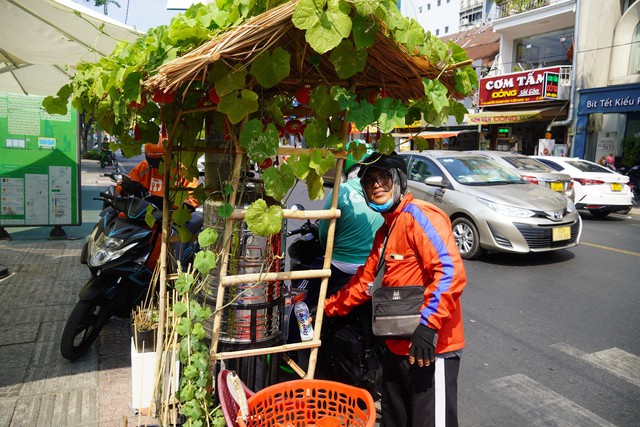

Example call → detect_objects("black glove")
409 324 438 365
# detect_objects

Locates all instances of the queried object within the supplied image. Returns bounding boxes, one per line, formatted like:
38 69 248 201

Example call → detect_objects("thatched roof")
145 0 471 102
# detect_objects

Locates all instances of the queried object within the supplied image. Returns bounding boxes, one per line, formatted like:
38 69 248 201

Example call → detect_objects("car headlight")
566 198 576 213
88 234 137 267
476 197 535 218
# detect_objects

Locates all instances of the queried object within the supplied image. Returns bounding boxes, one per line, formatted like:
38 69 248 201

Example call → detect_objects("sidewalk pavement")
0 159 158 427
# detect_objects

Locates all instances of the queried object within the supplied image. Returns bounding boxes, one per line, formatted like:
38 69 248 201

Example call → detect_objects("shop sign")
543 72 559 99
467 110 543 124
478 67 561 106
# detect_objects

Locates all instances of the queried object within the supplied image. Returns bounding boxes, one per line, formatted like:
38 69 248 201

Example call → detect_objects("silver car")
468 150 575 201
400 151 582 259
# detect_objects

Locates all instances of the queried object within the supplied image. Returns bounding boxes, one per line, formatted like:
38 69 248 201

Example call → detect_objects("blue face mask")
369 199 393 212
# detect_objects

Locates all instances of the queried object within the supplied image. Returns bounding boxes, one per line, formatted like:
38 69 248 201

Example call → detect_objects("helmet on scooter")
357 151 408 213
144 142 165 168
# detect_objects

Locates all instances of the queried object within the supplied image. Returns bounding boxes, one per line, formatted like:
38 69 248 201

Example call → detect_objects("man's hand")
409 324 438 367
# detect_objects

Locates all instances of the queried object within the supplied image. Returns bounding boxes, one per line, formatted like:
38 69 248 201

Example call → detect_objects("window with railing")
497 0 554 19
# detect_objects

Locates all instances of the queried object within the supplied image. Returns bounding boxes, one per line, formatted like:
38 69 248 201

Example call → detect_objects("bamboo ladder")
206 142 345 380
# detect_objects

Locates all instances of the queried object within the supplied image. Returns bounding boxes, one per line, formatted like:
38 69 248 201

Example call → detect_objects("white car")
401 151 581 259
468 151 575 201
532 156 633 218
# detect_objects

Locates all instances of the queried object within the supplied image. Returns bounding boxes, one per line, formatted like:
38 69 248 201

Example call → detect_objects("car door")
405 155 454 214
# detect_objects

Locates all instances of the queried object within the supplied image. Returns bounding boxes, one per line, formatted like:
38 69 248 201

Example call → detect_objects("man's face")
362 168 393 205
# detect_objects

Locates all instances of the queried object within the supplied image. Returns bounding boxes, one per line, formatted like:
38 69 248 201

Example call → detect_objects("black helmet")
358 152 408 212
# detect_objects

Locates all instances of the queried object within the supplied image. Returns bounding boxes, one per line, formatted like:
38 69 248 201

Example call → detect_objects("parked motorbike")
100 171 122 210
60 176 203 360
284 206 383 401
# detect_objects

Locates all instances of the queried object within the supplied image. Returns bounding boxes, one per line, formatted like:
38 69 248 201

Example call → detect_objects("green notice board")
0 92 80 227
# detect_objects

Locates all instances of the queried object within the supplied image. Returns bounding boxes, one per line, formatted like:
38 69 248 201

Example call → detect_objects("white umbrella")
0 0 141 96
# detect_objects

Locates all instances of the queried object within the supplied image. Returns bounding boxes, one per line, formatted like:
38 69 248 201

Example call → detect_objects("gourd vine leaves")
42 0 476 238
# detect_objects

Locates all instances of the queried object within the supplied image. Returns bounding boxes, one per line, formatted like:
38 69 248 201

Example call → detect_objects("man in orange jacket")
118 141 200 210
324 152 466 427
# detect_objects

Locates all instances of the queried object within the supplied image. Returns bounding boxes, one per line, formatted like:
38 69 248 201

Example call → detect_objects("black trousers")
381 352 460 427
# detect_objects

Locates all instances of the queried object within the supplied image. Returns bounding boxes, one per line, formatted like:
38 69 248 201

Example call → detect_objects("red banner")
478 67 561 107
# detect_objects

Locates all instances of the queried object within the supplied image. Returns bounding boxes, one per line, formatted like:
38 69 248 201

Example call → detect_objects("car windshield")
503 156 552 172
565 160 614 173
438 157 524 185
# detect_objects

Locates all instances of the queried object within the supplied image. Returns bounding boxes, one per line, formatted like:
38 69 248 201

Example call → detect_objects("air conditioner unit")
461 18 469 25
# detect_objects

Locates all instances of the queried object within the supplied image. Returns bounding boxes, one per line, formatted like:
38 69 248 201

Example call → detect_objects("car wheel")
589 210 610 218
451 217 485 260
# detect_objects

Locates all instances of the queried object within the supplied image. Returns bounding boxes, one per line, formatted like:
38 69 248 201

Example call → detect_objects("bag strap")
371 203 418 292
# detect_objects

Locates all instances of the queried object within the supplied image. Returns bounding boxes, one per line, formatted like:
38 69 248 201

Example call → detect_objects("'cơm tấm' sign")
478 67 561 107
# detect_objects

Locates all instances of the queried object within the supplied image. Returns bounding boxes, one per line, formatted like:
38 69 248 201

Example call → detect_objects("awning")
392 130 461 139
466 109 545 124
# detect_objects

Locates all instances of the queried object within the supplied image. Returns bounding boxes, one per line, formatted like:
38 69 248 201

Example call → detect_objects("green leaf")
178 383 196 401
375 98 407 133
176 317 192 336
245 199 284 236
173 206 192 226
194 250 218 275
378 134 396 154
198 227 219 248
292 0 352 54
249 46 291 89
122 70 142 101
42 96 68 115
175 273 195 294
305 170 325 200
414 136 430 151
176 224 193 244
302 119 328 148
450 100 469 124
287 154 311 179
217 203 233 218
448 40 469 63
145 205 157 228
423 78 449 114
238 119 280 163
351 14 378 49
348 100 375 131
395 18 425 52
331 86 358 110
329 39 367 79
179 398 202 419
349 140 369 161
309 86 339 119
217 89 259 124
210 62 247 97
192 322 207 340
263 164 296 202
173 301 188 317
309 150 336 176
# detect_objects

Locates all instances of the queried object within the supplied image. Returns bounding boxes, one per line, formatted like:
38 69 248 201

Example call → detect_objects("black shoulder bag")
370 218 424 339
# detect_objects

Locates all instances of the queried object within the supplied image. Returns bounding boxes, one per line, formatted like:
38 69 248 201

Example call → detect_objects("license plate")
552 226 571 241
611 183 622 191
550 182 563 192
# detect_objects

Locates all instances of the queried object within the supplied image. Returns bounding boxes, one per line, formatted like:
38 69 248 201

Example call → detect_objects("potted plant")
131 305 158 353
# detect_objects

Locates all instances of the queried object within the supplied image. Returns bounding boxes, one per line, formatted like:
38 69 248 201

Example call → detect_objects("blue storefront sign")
574 83 640 158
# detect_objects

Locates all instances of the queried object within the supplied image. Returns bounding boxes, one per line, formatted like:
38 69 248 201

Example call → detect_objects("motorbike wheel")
60 297 111 360
100 161 106 168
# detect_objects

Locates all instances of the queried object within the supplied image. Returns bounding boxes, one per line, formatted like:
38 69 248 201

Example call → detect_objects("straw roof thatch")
145 0 471 102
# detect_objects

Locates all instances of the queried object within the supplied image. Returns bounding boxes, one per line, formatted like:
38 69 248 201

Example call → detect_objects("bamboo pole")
305 111 349 379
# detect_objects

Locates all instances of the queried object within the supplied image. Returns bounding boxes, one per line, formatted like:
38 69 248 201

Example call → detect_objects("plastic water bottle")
294 301 314 341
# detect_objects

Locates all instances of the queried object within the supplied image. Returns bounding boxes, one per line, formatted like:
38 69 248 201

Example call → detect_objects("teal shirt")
319 179 383 266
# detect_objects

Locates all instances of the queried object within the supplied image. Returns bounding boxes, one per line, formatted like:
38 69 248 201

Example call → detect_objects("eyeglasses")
362 171 392 189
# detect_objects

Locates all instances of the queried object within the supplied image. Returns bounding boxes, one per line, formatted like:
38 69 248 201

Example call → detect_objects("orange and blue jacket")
324 193 466 356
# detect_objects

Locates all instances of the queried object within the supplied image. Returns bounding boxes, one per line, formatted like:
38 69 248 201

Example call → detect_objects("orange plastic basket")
236 379 376 427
